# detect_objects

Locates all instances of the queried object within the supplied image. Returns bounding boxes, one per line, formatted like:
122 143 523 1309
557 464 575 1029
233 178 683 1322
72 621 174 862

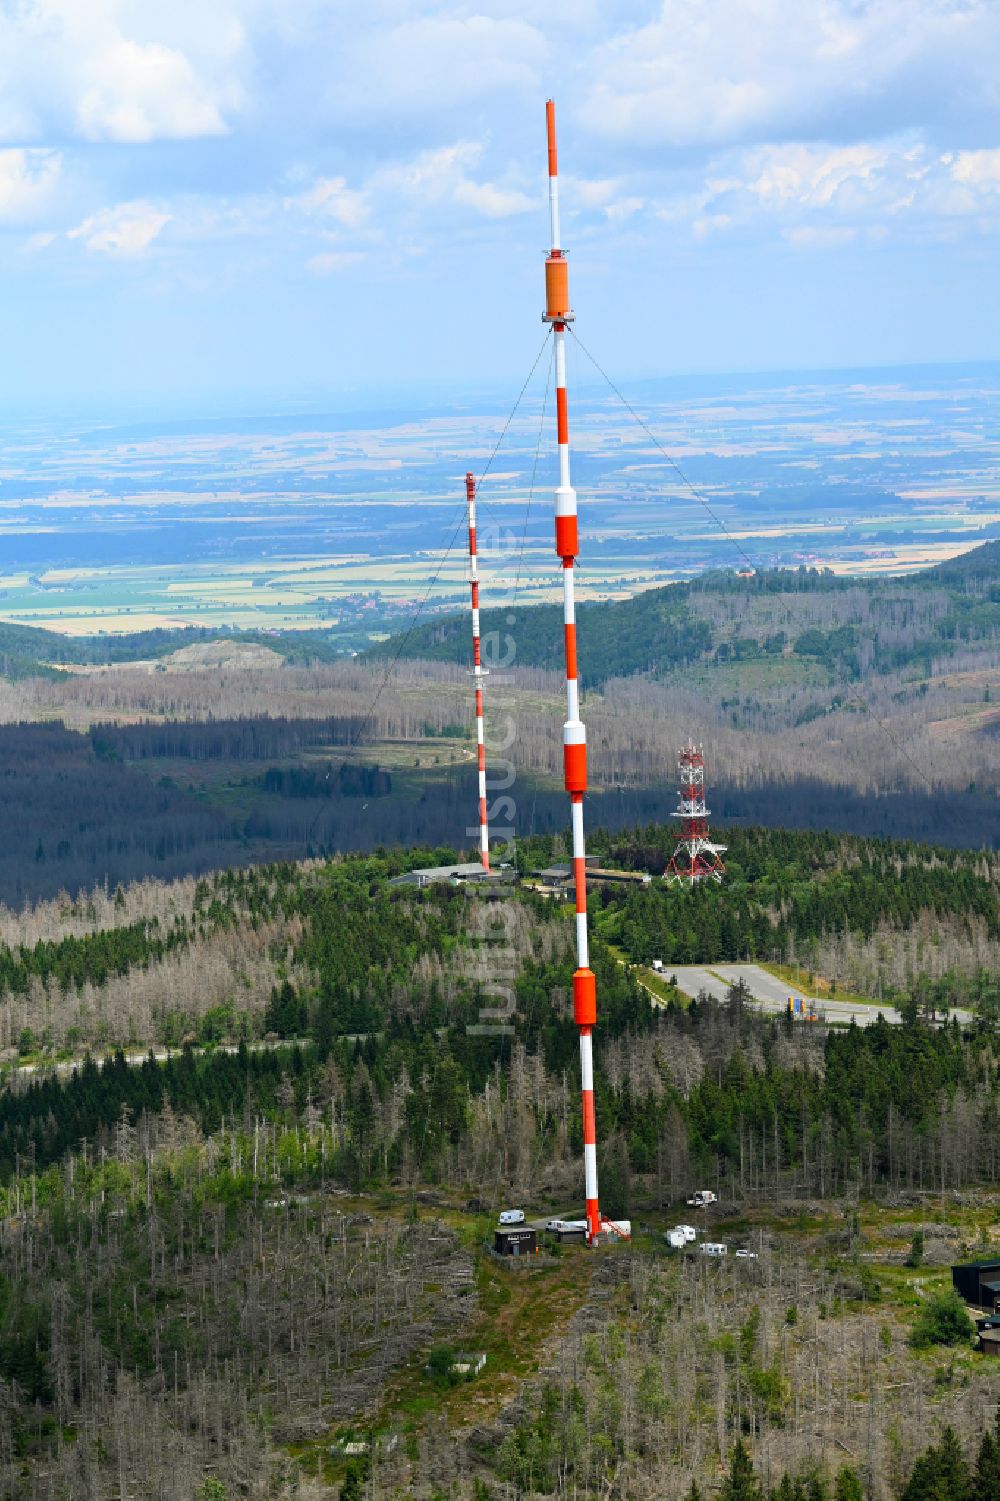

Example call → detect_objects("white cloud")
453 179 533 219
0 1 244 145
582 0 1000 150
0 149 61 223
380 142 532 219
562 175 644 221
661 135 1000 245
1 0 997 297
951 149 1000 191
68 201 171 257
744 143 895 210
293 177 369 229
75 38 229 143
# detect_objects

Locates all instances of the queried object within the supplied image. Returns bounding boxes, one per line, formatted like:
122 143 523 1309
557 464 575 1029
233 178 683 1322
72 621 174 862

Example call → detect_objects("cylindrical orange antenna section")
545 255 570 322
546 98 558 178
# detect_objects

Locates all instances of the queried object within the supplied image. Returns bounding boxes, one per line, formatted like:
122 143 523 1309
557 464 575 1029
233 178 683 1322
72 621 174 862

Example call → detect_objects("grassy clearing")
374 1248 596 1433
295 1217 597 1487
636 966 686 1007
604 944 687 1009
288 1183 1000 1486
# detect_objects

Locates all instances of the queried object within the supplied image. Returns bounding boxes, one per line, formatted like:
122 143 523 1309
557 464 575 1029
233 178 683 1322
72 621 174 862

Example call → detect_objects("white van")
699 1241 728 1257
498 1209 525 1226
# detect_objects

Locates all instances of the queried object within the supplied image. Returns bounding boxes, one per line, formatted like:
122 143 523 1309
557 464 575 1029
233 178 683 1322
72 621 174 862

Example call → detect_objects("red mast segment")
665 744 727 884
465 471 490 871
543 99 601 1245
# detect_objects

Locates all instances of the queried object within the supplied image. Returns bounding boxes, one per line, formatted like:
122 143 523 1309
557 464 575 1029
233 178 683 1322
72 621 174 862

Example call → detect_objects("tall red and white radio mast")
465 471 490 871
665 745 727 884
543 100 604 1244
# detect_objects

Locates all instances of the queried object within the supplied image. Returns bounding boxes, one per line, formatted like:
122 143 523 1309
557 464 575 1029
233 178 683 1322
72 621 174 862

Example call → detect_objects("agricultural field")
0 364 998 638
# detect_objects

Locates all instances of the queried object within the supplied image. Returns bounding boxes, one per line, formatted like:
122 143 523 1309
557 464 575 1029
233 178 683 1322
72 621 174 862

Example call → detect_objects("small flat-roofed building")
390 862 493 889
493 1226 538 1257
979 1328 1000 1356
551 1221 587 1244
952 1260 1000 1310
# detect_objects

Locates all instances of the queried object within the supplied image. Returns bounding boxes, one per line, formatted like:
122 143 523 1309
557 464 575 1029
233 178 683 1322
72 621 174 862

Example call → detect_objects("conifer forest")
0 822 993 1499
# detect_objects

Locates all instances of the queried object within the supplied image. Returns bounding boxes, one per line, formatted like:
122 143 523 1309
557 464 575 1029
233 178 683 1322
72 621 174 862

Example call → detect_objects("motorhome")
498 1209 525 1226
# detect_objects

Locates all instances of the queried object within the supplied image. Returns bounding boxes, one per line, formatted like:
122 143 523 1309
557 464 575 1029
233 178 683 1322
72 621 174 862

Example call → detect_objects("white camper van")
498 1209 525 1226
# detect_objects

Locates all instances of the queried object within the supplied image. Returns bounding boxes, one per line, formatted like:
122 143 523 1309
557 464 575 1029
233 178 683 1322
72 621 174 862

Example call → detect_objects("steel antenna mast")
542 99 604 1245
465 471 490 871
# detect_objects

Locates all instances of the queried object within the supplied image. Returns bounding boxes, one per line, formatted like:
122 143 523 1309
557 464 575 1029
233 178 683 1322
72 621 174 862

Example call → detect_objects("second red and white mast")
466 470 490 871
543 99 602 1244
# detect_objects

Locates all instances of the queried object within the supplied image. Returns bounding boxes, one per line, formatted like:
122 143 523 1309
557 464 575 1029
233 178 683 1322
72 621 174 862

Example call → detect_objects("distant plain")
0 362 997 639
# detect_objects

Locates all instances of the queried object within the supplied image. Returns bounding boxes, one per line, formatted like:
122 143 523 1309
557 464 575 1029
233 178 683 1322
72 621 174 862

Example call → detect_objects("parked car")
498 1209 525 1226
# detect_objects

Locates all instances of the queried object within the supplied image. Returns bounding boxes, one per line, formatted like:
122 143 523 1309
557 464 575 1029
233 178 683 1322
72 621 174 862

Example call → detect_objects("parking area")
665 963 905 1026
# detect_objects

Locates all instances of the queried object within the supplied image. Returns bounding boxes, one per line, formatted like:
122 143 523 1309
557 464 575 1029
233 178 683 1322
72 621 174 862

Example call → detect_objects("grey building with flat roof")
389 863 493 889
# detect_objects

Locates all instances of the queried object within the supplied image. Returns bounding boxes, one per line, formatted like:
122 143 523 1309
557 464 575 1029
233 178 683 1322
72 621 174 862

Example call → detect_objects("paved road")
664 963 905 1026
666 966 732 1006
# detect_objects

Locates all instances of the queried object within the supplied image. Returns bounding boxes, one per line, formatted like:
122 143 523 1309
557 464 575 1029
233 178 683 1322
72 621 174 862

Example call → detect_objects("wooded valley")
0 549 995 901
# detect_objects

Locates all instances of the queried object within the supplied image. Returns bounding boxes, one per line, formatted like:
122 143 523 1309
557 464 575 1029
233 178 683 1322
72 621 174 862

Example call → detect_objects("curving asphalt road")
663 963 925 1027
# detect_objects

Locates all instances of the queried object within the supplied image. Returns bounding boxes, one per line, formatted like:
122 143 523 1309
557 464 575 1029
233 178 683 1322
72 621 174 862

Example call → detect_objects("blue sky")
1 0 999 406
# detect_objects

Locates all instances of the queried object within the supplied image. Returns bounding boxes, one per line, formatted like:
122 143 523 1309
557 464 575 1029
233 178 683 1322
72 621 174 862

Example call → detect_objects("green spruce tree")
722 1441 763 1501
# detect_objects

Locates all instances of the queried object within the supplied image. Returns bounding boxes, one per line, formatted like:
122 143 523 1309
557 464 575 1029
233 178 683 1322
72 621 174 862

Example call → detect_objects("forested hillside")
369 544 1000 685
0 547 995 902
0 620 346 678
562 825 1000 1012
0 833 995 1497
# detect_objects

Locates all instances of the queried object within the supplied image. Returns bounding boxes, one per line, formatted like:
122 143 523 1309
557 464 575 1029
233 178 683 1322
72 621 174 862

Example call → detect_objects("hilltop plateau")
0 834 993 1498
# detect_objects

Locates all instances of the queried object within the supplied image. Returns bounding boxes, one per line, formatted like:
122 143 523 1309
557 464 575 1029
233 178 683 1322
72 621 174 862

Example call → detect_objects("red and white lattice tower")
465 470 489 871
543 99 607 1244
665 745 727 884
